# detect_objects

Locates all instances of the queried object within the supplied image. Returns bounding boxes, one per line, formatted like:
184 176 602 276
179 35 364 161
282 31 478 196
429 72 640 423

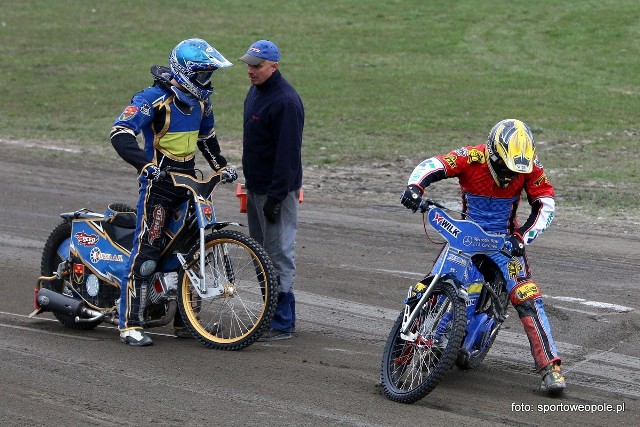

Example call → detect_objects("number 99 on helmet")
169 38 233 101
486 119 536 188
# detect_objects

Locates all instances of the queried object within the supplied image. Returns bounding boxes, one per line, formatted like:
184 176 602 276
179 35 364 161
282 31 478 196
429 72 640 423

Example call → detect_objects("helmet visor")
492 156 518 181
194 70 216 87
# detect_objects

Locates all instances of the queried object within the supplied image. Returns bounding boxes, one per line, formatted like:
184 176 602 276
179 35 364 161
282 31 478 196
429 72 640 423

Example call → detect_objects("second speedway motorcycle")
380 199 513 403
31 169 278 350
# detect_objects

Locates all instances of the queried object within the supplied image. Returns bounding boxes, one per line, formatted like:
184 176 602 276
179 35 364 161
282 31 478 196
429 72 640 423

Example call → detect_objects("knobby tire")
177 230 278 350
40 221 101 330
380 280 466 403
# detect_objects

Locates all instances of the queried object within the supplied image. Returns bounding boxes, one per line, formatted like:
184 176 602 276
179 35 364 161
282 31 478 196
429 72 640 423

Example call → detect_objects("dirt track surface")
1 140 639 426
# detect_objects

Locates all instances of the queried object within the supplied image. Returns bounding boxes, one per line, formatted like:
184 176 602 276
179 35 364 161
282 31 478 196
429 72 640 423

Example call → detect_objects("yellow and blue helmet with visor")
486 119 536 188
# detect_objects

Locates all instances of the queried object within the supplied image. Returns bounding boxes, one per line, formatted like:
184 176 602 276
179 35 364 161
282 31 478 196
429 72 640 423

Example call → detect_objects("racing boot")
541 362 565 395
120 328 153 346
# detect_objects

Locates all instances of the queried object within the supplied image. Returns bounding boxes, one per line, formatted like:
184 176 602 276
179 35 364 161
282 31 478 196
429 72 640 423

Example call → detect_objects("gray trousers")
246 190 299 294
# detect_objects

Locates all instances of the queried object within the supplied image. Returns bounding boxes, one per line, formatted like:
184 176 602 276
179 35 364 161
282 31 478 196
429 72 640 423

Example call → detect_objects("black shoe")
258 328 292 342
120 328 153 346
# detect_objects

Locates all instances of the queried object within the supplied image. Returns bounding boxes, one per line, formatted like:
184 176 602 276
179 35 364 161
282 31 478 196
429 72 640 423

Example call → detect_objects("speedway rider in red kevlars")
400 119 566 394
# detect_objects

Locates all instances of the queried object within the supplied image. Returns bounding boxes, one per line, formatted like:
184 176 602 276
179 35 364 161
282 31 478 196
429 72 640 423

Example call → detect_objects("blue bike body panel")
164 202 189 236
427 207 508 356
427 208 505 253
193 196 217 228
70 219 130 286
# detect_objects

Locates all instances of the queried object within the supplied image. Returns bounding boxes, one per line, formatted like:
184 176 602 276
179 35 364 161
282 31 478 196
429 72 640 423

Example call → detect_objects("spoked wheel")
177 230 278 350
40 221 102 330
380 280 466 403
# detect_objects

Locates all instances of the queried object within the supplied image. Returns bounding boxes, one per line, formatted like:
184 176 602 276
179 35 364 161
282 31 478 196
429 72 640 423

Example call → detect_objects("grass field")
1 0 638 220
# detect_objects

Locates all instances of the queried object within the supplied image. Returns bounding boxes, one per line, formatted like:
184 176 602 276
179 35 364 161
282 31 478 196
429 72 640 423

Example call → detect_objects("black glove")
221 168 238 183
141 164 161 181
263 198 281 224
509 233 525 256
400 184 424 212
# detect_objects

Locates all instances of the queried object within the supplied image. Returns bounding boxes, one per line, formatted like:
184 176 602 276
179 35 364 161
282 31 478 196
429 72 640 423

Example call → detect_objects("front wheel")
380 280 466 403
177 230 278 350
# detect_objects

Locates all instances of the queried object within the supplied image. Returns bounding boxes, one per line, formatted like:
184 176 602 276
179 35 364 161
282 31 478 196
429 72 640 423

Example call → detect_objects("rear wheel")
40 221 101 330
380 280 466 403
177 230 278 350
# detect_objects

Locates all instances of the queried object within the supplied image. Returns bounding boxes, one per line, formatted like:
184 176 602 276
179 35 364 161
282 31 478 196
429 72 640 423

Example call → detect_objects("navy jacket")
242 70 304 202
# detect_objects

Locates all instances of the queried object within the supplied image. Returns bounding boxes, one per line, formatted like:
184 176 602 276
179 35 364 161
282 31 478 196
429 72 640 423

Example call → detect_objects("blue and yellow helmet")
169 38 233 101
486 119 536 187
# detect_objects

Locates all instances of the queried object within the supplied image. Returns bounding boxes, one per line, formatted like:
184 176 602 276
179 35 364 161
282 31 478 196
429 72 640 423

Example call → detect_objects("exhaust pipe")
34 288 177 327
35 288 83 318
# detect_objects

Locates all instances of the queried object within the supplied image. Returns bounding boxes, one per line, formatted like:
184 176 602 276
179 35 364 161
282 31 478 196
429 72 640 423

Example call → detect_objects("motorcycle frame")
400 206 510 353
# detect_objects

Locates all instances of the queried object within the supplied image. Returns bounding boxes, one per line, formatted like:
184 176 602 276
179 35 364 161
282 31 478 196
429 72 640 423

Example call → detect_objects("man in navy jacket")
239 40 304 340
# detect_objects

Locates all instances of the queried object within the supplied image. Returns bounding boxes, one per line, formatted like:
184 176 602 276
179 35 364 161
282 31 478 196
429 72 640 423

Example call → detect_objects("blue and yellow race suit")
407 144 560 370
110 66 227 331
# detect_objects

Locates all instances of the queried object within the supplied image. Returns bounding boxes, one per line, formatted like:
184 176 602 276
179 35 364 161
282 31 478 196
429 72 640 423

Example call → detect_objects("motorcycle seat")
105 213 137 229
103 222 136 250
104 204 137 229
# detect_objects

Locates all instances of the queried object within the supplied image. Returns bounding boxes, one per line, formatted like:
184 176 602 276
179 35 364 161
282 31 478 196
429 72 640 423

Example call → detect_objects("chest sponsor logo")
467 147 486 164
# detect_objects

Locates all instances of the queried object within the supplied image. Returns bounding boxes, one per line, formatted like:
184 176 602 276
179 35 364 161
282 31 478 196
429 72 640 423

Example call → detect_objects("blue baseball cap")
239 40 280 65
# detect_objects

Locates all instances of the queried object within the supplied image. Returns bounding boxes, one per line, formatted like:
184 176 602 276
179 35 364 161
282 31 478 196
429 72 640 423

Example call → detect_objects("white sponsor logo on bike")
433 213 461 237
89 247 124 264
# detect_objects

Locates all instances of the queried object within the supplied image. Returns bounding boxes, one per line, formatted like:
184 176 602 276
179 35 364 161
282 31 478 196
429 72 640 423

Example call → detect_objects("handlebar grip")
419 198 445 212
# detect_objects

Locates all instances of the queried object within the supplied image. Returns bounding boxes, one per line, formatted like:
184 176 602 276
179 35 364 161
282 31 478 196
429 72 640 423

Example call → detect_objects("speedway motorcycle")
31 168 278 350
380 199 513 403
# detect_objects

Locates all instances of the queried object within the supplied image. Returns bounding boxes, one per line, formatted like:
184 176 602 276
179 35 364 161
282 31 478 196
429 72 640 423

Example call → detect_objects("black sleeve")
197 133 227 171
418 169 448 190
110 127 149 172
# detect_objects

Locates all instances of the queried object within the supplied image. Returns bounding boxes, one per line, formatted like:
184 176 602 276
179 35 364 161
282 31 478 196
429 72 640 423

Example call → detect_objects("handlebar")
418 198 446 213
158 166 233 183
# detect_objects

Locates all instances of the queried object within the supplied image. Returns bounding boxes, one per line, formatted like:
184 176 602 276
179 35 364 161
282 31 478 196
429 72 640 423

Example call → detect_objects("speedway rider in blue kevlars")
110 39 237 346
400 119 566 394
